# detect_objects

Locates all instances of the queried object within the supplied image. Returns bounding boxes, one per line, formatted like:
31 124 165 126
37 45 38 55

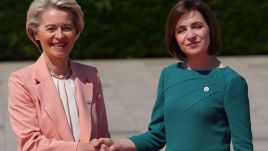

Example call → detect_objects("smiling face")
175 10 210 58
34 8 77 60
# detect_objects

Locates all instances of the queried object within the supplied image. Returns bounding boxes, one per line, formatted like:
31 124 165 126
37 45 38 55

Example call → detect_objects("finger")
109 145 116 151
100 138 113 146
91 138 100 147
100 144 109 151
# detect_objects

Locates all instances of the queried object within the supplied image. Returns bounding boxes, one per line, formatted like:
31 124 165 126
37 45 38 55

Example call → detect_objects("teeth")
53 43 65 47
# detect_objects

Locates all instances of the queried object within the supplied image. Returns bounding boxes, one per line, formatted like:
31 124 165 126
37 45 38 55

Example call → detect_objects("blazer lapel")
33 54 74 141
71 61 93 142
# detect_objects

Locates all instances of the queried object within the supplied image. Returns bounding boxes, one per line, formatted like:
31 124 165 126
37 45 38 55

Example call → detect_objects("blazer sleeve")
8 73 77 151
224 76 253 151
129 69 166 151
94 68 111 138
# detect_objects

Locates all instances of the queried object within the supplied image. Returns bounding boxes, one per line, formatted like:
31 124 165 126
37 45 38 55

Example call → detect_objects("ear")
75 34 80 41
33 31 39 40
75 27 83 41
75 32 80 41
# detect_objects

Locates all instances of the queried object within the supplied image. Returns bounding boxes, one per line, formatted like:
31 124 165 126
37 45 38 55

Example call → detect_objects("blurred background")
1 0 268 61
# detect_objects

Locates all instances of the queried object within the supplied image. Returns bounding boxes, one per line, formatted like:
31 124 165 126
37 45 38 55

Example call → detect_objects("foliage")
207 0 268 55
0 0 267 60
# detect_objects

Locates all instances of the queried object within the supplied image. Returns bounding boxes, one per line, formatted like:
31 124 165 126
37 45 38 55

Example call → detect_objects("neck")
44 54 70 76
185 55 221 71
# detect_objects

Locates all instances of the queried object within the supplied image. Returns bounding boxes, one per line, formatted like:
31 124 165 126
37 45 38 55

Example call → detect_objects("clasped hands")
91 138 117 151
77 138 135 151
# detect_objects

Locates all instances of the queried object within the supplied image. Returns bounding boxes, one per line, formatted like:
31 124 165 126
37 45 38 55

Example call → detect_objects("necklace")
50 67 72 80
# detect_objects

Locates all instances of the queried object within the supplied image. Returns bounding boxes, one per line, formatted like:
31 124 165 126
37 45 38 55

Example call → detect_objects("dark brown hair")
165 0 221 60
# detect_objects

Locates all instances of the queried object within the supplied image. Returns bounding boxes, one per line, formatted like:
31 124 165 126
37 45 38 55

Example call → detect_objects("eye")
192 23 203 29
63 25 75 32
176 27 186 34
46 27 56 32
63 26 72 31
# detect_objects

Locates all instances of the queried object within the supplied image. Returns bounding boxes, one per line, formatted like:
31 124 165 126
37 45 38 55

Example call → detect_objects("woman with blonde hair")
8 0 110 150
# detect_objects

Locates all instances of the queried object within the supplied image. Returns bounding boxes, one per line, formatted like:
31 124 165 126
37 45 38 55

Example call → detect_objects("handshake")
76 138 136 151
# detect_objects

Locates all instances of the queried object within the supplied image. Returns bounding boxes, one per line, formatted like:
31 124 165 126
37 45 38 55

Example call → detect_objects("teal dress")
129 62 253 151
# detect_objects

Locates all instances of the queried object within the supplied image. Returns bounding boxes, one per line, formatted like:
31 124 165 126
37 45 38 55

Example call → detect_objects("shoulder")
8 64 36 95
157 62 184 89
221 67 250 108
162 62 180 72
71 61 98 74
220 67 248 100
72 61 96 69
9 64 35 83
221 66 247 86
159 62 181 78
71 61 101 82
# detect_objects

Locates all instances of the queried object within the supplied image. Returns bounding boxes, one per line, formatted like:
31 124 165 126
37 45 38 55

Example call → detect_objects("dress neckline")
177 62 229 74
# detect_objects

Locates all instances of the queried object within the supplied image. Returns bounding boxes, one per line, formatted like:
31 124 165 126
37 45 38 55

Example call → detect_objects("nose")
186 29 197 42
55 29 65 39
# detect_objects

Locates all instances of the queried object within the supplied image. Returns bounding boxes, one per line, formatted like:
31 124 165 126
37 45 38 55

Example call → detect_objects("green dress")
129 62 253 151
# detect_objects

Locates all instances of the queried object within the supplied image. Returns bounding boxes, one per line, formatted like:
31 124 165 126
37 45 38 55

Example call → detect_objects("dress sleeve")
8 73 77 151
223 76 253 151
129 69 166 151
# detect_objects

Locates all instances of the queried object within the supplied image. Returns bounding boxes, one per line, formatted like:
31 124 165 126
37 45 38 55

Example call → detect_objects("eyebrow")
191 21 204 24
176 25 184 30
176 21 204 27
44 23 73 28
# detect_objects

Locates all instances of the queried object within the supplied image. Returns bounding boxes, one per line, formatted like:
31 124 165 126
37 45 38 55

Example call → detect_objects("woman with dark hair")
94 0 253 151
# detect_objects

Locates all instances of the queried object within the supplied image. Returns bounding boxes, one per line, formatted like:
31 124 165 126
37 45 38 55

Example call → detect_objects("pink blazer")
8 54 110 151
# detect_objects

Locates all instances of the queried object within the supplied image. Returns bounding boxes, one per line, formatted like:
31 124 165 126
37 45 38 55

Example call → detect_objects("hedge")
0 0 267 60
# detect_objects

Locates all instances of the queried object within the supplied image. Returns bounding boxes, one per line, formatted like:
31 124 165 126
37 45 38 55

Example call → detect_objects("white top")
52 76 80 142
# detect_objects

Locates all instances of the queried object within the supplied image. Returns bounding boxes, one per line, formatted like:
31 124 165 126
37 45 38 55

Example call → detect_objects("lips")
187 41 200 46
186 41 200 48
50 42 67 49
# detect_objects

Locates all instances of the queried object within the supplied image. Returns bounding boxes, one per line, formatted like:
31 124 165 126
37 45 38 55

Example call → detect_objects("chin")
185 51 207 58
185 50 202 54
52 52 70 60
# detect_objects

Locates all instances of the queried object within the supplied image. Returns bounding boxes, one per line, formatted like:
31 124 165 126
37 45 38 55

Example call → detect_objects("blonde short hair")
26 0 84 51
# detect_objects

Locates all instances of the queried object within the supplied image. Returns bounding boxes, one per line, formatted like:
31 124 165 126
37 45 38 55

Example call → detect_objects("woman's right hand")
92 138 136 151
76 142 97 151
